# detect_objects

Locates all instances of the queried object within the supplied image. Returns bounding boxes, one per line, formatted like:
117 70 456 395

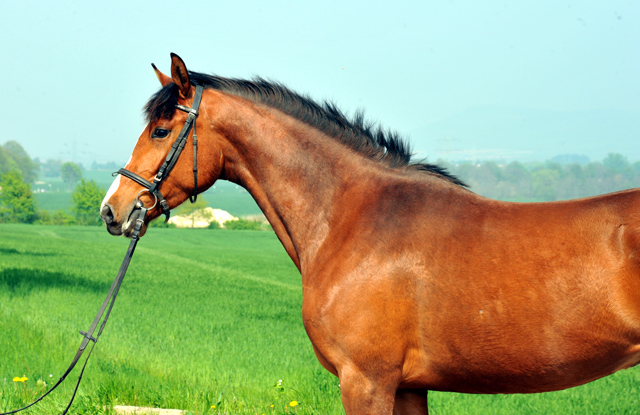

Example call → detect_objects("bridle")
116 84 204 222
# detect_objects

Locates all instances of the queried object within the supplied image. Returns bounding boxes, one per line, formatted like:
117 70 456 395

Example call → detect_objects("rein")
0 202 149 415
1 85 203 415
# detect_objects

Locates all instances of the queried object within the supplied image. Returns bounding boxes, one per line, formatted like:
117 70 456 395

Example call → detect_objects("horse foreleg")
393 390 429 415
338 366 398 415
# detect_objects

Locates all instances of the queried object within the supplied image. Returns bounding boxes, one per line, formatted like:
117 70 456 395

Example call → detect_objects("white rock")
168 208 238 228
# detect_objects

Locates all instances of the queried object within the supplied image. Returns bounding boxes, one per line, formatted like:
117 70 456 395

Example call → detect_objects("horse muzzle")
101 203 147 238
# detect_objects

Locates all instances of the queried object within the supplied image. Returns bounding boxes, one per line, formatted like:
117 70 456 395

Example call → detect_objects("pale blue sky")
1 0 638 164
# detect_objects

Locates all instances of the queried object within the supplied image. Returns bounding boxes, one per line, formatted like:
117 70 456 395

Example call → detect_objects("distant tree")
0 170 38 223
61 162 82 191
175 198 210 227
52 210 76 226
42 159 63 178
449 162 475 185
207 220 221 230
0 146 19 176
602 153 629 174
584 162 606 179
503 161 529 183
91 161 119 171
148 217 175 228
2 141 39 183
468 162 500 197
71 179 106 226
531 169 560 201
542 161 564 176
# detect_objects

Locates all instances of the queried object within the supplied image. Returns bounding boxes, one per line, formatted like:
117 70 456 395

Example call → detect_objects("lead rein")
0 207 148 415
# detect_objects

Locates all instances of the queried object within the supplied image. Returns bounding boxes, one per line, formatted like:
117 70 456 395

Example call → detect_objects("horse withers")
101 53 640 414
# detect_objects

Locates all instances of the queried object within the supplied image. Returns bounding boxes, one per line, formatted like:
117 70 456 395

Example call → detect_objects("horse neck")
212 95 377 271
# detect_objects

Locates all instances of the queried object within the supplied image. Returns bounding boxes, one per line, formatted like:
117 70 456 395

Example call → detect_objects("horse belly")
415 341 640 394
405 280 640 394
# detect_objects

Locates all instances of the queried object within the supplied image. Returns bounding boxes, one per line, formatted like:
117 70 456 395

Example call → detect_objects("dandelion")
289 401 299 407
211 405 215 409
12 376 28 383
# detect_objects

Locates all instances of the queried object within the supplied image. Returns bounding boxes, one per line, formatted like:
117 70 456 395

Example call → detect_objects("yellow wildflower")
13 376 28 383
289 400 299 407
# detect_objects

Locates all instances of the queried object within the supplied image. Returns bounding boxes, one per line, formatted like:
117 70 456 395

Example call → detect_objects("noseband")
115 84 204 222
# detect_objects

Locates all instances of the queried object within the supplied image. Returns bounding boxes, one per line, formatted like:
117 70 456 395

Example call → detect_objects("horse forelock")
142 71 466 187
144 83 180 123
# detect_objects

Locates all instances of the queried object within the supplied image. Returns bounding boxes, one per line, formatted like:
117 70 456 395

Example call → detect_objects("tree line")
443 153 640 202
0 141 103 225
3 139 640 225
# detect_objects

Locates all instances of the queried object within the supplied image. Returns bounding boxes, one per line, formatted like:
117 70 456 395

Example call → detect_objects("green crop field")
1 225 639 414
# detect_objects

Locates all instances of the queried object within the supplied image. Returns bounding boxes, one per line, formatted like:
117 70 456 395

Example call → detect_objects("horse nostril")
101 204 115 225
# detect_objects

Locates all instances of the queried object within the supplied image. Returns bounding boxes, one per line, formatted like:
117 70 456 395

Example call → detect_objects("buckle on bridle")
176 104 198 116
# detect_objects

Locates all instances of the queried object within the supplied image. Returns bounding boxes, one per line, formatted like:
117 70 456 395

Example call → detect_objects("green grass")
34 192 72 212
1 225 639 414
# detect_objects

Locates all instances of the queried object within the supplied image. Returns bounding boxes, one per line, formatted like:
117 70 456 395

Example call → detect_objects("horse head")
100 54 223 237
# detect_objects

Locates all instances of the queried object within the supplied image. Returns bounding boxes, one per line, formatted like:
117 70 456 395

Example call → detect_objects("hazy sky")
1 1 638 165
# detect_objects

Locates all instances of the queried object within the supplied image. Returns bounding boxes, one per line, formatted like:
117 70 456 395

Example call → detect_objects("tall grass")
1 224 639 414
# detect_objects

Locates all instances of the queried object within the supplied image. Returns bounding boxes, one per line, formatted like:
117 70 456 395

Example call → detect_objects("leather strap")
1 207 148 415
115 169 170 220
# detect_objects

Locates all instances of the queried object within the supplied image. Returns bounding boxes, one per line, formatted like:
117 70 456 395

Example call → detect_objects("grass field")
1 224 639 414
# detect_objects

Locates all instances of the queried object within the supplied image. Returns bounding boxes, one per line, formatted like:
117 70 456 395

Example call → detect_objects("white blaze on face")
101 156 131 210
101 174 121 210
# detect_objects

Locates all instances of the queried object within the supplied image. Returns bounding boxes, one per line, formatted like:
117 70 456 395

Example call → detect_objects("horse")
100 53 640 414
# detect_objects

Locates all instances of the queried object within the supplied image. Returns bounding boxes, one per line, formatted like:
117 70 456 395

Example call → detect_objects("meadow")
1 224 639 414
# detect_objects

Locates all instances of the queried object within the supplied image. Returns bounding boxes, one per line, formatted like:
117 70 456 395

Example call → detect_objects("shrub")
224 218 263 231
0 170 38 223
149 217 176 228
72 179 106 226
52 210 76 226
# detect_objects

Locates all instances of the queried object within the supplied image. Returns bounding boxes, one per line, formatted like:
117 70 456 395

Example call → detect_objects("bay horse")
100 53 640 414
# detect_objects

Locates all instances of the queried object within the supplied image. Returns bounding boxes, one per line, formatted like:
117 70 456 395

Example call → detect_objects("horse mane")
144 72 466 187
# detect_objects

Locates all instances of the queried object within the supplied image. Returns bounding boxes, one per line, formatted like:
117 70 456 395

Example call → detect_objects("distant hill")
410 106 640 163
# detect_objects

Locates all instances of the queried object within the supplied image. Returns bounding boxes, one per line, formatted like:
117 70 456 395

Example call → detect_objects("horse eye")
152 128 170 139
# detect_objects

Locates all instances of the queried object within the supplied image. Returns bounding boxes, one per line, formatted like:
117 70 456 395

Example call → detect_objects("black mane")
145 71 466 187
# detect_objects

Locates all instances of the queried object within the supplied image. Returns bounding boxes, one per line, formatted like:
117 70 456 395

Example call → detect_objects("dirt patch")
113 405 185 415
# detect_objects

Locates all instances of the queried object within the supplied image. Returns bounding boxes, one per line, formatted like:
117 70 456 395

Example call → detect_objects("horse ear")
170 53 191 98
151 63 172 86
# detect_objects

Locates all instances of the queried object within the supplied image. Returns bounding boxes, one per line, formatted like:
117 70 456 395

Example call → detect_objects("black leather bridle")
116 84 204 222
